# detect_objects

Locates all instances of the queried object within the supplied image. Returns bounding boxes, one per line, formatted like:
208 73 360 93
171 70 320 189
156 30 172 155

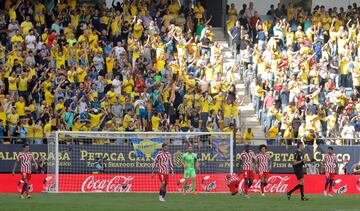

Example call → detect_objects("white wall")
312 0 360 10
106 0 360 13
106 0 123 8
227 0 360 16
227 0 279 16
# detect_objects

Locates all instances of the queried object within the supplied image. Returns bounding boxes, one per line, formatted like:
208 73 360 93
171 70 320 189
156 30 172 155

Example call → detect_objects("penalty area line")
333 209 360 211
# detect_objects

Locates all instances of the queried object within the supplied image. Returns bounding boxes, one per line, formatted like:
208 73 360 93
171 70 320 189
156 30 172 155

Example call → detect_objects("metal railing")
235 137 360 146
0 136 50 144
1 136 359 146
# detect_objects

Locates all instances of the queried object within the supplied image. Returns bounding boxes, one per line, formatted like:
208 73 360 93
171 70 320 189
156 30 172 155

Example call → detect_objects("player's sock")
192 180 196 192
159 190 163 196
24 182 29 196
20 188 25 195
183 179 189 191
328 179 333 192
21 182 28 195
248 180 253 188
163 190 166 198
244 180 249 194
324 178 329 190
299 185 304 198
288 184 301 194
260 182 265 193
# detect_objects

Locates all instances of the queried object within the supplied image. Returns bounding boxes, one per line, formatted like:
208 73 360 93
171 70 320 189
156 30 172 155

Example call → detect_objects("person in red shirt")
256 144 272 196
324 78 336 93
151 143 174 202
263 91 275 111
47 29 57 47
225 174 241 195
135 75 145 94
322 147 338 197
239 144 256 197
12 144 38 199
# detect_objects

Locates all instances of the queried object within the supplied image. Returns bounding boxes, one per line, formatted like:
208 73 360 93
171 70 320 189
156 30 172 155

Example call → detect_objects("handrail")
1 135 359 146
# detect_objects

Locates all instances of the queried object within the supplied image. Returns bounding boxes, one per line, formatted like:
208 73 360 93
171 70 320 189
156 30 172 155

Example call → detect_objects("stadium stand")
0 0 244 145
226 2 360 146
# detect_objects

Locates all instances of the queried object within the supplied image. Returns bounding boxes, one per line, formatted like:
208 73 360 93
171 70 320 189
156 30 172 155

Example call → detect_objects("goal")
46 131 234 193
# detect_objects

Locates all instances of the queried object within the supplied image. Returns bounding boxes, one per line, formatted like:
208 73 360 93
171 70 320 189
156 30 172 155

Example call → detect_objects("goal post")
46 131 234 193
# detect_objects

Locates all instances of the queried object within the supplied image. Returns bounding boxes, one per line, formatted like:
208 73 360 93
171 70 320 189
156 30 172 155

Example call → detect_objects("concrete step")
213 28 266 143
212 27 224 31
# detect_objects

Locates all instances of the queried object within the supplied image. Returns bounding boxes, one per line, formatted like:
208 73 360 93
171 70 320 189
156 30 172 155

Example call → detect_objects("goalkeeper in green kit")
182 144 200 195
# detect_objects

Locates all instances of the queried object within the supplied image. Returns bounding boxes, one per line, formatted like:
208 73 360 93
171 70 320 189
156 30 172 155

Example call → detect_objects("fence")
236 137 360 146
0 135 360 146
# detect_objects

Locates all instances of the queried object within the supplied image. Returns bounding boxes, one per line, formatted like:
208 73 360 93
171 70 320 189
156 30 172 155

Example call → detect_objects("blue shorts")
139 108 147 119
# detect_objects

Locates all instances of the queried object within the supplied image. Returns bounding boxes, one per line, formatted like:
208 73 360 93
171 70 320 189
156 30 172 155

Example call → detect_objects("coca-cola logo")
201 175 216 192
177 178 192 193
333 179 348 194
81 176 134 192
239 176 290 193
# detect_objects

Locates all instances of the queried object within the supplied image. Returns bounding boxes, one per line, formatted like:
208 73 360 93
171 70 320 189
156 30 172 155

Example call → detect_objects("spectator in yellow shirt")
7 109 19 136
133 19 144 39
267 123 279 145
200 93 211 130
18 73 28 99
152 112 161 131
15 96 26 117
8 71 19 98
243 128 254 144
34 121 44 144
20 16 34 35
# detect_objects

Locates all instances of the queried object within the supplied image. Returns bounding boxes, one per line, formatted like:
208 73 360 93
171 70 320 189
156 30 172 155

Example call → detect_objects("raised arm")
330 18 336 29
256 19 261 30
346 19 352 29
205 15 213 25
227 27 234 40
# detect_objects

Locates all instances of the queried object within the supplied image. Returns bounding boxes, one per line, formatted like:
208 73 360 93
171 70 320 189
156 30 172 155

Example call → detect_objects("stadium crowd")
227 2 360 146
0 0 242 144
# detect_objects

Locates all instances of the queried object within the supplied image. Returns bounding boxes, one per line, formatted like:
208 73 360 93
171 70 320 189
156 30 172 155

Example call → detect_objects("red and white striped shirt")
17 152 34 174
323 154 337 173
152 151 174 174
226 173 240 184
256 153 271 173
240 150 255 171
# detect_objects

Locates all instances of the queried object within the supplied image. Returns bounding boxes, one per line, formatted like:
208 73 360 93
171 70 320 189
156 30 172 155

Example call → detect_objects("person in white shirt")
244 2 257 20
112 74 122 96
305 159 320 175
250 77 257 104
341 121 355 145
8 18 19 38
25 30 37 50
114 41 126 61
134 93 148 131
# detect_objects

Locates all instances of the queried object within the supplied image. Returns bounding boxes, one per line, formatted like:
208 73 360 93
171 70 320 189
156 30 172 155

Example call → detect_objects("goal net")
46 131 233 193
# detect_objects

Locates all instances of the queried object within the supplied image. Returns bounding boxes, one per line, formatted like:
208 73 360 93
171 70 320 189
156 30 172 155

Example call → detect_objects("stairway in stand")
212 27 266 145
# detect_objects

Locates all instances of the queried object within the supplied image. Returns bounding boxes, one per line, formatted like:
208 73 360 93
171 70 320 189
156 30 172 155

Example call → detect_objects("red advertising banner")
1 174 359 194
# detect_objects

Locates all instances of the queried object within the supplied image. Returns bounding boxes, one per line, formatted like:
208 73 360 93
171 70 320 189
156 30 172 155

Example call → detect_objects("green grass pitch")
0 193 359 211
